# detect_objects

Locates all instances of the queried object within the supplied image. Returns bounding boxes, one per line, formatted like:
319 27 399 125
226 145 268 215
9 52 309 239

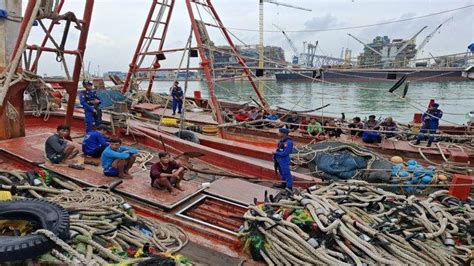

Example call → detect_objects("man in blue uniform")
82 125 109 164
170 81 183 115
414 103 443 147
80 81 102 132
273 128 294 190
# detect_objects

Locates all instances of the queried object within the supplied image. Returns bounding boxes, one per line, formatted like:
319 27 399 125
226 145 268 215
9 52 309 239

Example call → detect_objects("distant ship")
275 23 473 82
275 67 469 82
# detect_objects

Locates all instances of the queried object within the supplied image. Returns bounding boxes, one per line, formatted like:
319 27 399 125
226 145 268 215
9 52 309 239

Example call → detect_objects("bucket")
160 117 178 127
194 90 202 100
413 113 422 124
201 125 219 135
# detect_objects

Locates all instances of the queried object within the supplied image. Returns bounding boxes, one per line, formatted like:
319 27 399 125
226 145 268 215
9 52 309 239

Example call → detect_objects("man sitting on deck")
380 117 398 138
45 124 79 164
235 109 250 122
307 118 324 138
221 107 235 123
150 152 185 195
265 110 284 128
299 117 309 134
365 115 380 130
82 125 109 164
248 107 259 121
285 112 300 131
348 117 364 136
324 120 342 138
101 138 138 179
362 115 382 143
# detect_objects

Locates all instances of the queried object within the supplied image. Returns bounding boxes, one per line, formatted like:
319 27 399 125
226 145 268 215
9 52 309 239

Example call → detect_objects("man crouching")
101 138 138 179
150 152 185 195
45 124 79 164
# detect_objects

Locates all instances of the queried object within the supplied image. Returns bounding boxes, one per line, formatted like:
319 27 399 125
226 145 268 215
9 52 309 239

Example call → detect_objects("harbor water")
149 80 473 125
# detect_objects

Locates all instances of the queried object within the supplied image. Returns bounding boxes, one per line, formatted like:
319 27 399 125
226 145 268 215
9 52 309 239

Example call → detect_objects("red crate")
449 174 473 200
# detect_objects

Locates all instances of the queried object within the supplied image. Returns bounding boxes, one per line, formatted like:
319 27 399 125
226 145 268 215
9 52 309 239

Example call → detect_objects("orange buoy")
390 156 404 164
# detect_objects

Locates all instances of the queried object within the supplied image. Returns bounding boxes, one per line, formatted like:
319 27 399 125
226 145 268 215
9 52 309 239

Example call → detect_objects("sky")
24 0 474 76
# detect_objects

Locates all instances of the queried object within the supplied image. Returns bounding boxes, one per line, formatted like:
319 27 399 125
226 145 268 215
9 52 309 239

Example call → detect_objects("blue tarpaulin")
76 89 126 109
312 150 369 180
95 90 126 108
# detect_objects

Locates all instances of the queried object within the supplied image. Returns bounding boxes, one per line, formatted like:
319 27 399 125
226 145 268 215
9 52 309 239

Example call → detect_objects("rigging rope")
204 45 467 126
228 4 474 33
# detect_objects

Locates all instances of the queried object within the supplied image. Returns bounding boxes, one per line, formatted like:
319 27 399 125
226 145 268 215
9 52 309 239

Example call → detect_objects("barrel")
413 113 422 124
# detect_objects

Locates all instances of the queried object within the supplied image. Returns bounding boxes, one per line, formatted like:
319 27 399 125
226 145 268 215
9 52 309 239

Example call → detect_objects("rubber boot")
414 139 420 145
426 140 432 147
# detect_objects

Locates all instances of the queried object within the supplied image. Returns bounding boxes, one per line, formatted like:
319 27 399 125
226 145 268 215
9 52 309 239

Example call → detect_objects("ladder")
123 0 270 135
123 0 175 94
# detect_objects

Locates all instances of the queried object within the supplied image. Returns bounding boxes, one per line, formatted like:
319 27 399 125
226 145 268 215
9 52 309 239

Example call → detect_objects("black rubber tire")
0 199 70 262
174 130 200 144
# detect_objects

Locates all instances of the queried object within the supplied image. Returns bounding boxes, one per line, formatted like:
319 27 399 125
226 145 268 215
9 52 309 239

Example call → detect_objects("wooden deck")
0 133 204 209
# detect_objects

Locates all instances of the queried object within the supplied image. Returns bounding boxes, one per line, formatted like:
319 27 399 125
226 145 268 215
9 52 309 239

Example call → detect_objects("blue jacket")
422 109 443 129
274 137 293 164
82 131 108 154
79 90 101 122
171 87 183 101
101 146 138 170
266 114 279 121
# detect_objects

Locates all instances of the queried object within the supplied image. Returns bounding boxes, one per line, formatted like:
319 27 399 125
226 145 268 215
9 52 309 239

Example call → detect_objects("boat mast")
0 0 93 139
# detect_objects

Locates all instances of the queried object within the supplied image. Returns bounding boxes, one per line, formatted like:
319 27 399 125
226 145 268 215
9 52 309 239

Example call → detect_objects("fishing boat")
0 0 473 264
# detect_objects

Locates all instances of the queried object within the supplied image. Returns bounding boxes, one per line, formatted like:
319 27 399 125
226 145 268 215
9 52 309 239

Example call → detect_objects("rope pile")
0 169 190 265
240 180 473 265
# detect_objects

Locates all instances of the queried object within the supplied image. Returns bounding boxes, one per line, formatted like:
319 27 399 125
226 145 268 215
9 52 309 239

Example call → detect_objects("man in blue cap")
273 127 294 190
80 80 102 132
414 103 443 147
170 81 184 115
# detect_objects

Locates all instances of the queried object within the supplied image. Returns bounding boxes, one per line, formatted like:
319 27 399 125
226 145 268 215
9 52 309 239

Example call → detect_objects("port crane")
257 0 311 80
348 26 427 67
272 23 299 64
412 18 452 65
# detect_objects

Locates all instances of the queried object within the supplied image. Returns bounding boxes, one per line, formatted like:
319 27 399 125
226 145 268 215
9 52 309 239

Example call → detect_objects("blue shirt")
266 114 279 121
274 136 293 163
79 90 101 120
171 87 184 101
101 146 138 170
422 109 443 128
82 131 108 154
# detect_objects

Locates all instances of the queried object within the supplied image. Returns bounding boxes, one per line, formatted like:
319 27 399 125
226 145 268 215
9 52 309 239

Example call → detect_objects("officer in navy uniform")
170 81 184 115
414 103 443 147
79 80 102 133
273 128 294 190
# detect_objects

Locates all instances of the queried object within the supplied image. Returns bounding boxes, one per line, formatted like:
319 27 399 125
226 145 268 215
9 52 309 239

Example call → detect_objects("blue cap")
432 103 439 107
279 128 290 134
82 80 93 86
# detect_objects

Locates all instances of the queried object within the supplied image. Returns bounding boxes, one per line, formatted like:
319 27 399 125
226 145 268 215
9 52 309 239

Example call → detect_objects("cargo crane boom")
392 26 427 57
273 23 299 64
347 33 383 56
414 18 452 60
258 0 311 68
